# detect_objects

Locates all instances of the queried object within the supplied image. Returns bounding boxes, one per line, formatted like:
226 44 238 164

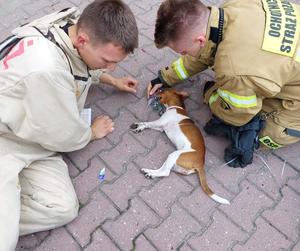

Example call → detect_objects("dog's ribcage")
161 109 192 150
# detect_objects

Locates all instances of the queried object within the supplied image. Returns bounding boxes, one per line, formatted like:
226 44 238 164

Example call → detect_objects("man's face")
77 39 127 71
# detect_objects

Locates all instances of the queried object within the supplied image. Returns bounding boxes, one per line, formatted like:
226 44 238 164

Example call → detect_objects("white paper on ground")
80 108 92 126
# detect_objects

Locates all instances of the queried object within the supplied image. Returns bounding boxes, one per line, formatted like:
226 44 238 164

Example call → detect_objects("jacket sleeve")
13 70 92 152
160 54 210 86
207 75 281 126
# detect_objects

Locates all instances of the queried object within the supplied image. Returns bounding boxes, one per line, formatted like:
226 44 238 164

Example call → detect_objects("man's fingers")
147 83 152 98
124 85 137 93
125 77 139 88
149 84 163 96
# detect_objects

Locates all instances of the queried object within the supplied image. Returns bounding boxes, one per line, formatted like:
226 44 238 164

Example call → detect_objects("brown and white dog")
131 89 230 205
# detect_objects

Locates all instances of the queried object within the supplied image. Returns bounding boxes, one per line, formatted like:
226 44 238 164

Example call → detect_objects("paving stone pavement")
1 0 300 250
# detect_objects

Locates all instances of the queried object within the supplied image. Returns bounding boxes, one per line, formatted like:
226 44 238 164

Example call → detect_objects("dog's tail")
197 167 230 205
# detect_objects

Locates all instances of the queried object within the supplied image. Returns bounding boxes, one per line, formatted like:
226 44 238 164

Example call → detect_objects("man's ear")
176 91 189 99
74 31 90 49
195 33 206 48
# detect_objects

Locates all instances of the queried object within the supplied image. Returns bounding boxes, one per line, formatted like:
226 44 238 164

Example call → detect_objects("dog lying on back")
131 88 230 205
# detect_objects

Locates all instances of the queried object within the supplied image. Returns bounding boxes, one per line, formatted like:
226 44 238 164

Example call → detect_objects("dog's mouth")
148 90 166 116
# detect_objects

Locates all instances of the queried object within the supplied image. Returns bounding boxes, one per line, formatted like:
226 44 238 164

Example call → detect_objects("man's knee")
20 191 79 236
259 120 300 149
53 195 79 224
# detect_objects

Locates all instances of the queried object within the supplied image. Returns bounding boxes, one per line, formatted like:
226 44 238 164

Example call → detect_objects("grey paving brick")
102 197 160 251
145 204 203 251
133 5 159 26
96 91 139 118
292 240 300 251
188 210 247 251
84 228 120 251
67 190 119 247
35 228 81 251
63 154 80 178
274 141 300 171
178 174 232 225
99 133 147 175
127 95 159 122
101 163 152 211
84 84 108 107
178 243 194 251
16 231 49 251
262 186 300 242
105 109 143 145
209 154 263 194
233 217 291 251
119 50 158 78
134 135 176 170
204 134 230 160
139 172 193 218
220 180 274 232
67 137 112 171
134 234 157 251
189 106 213 128
134 0 162 11
128 109 166 149
288 177 300 194
247 155 298 200
73 157 116 204
146 53 178 76
22 0 52 16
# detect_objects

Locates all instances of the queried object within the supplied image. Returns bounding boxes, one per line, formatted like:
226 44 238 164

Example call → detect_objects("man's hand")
147 83 163 98
91 115 114 140
100 73 138 93
113 76 138 93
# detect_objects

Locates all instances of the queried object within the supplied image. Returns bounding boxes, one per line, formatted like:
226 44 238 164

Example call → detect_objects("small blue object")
98 168 105 182
148 90 166 116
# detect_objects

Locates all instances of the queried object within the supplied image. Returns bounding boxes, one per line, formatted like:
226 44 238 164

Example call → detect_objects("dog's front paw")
141 168 155 179
130 122 146 133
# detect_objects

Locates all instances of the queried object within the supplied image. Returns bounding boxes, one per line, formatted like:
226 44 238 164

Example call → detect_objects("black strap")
33 26 90 82
209 8 224 47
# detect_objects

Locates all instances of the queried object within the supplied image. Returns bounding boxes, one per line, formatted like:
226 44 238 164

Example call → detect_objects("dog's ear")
176 91 189 99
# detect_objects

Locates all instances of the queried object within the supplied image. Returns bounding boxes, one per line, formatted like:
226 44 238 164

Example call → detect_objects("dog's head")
157 88 189 107
148 88 189 115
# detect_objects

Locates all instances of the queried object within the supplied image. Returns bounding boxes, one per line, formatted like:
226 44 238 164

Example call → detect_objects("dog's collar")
166 106 185 111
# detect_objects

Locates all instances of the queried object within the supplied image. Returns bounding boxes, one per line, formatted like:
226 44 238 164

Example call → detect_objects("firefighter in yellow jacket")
148 0 300 166
0 1 138 250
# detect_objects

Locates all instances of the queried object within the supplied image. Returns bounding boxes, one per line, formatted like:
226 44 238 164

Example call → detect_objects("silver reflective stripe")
0 35 17 52
286 128 300 138
0 35 19 60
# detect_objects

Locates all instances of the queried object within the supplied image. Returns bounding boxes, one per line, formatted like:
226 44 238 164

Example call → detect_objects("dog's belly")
164 123 192 150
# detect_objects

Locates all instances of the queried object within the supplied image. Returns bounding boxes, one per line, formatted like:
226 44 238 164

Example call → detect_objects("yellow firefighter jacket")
0 8 102 152
160 0 300 130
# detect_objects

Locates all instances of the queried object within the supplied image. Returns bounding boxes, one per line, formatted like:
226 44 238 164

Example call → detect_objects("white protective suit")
0 8 102 251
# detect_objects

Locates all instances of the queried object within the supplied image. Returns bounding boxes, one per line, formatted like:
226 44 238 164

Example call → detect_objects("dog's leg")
141 150 187 178
173 165 196 175
131 119 164 133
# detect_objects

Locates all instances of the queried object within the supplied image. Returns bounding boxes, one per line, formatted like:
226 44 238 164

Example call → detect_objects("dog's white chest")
162 110 191 150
